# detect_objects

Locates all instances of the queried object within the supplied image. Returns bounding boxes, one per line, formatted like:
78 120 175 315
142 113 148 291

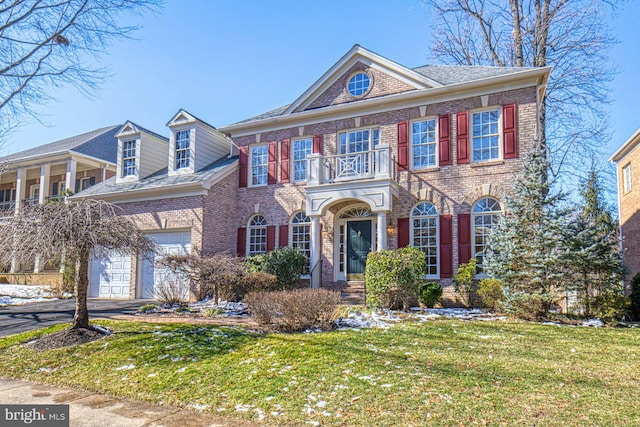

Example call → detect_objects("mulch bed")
26 327 108 351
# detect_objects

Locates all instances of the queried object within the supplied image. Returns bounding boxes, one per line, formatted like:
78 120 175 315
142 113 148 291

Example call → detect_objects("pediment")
166 109 197 127
285 45 442 114
116 121 141 138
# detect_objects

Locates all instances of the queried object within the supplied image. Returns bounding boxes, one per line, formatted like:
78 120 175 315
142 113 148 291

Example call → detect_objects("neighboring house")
610 128 640 281
220 45 549 301
5 45 551 302
0 125 119 278
73 113 237 299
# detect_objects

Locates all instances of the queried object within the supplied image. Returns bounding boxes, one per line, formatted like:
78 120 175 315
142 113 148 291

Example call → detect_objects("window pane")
251 145 268 185
293 138 312 182
412 119 437 168
411 202 438 276
472 110 499 162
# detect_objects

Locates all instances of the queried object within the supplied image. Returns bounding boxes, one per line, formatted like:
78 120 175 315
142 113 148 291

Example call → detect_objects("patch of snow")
582 318 604 327
92 325 111 336
114 364 135 371
234 403 253 412
188 403 211 411
176 366 187 373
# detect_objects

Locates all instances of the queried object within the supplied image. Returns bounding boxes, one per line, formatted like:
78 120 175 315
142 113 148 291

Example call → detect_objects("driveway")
0 299 151 337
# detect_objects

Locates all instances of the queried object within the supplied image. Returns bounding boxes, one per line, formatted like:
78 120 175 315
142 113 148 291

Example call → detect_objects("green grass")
1 320 639 426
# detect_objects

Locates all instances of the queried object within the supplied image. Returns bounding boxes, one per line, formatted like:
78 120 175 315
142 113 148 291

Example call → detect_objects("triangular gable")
116 121 141 138
166 109 197 127
285 45 443 115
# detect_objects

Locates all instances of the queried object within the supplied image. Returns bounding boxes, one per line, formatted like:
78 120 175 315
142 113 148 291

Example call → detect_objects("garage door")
89 251 131 298
141 231 192 299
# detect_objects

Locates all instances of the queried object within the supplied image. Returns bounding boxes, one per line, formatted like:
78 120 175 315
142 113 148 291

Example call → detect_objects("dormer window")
122 140 137 177
175 130 191 169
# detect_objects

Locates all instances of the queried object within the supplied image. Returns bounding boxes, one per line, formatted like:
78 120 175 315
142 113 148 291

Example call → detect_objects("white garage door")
89 251 131 298
141 231 192 299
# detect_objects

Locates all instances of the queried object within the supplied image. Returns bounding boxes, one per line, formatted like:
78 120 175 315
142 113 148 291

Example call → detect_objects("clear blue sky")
4 0 639 165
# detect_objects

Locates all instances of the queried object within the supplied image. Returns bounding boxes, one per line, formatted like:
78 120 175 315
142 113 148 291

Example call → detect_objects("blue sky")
4 0 639 164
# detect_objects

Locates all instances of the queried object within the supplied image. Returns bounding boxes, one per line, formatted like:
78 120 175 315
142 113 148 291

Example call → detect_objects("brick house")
610 128 640 281
17 45 550 301
0 125 118 282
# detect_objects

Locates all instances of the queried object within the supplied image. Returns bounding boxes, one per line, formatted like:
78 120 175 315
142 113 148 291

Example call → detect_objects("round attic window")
347 72 371 97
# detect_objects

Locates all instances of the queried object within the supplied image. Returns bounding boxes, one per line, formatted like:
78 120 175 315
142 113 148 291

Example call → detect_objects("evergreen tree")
486 143 571 319
567 169 626 317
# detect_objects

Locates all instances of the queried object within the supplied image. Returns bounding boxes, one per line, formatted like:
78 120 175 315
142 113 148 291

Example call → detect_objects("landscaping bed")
1 319 639 426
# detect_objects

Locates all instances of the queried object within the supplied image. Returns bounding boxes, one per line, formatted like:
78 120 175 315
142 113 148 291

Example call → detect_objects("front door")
347 220 372 280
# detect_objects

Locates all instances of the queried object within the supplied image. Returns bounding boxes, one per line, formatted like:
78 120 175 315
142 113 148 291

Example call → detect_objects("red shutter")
279 224 289 247
280 139 290 183
502 104 518 159
312 134 323 154
458 214 471 265
397 121 409 171
397 217 410 248
238 146 248 188
456 112 469 164
438 114 451 166
268 141 277 185
237 227 246 257
439 215 453 278
266 225 276 251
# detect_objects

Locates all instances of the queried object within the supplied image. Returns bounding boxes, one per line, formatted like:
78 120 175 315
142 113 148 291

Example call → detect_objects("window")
412 119 437 168
175 130 191 169
79 177 95 191
347 72 371 97
472 109 500 161
251 145 268 186
623 164 632 193
337 128 380 177
411 202 438 276
339 128 379 154
293 138 312 182
291 212 311 274
122 140 136 177
248 215 267 255
472 197 501 274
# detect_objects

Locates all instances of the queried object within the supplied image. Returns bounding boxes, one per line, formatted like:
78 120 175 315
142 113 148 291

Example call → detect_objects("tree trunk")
72 251 90 329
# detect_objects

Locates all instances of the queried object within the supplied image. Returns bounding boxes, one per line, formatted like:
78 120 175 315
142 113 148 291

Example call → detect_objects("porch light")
386 218 395 234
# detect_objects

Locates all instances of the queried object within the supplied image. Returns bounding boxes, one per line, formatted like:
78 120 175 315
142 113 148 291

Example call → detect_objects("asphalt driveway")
0 299 151 337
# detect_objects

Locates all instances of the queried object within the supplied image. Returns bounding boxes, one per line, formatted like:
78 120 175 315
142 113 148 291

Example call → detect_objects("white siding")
139 133 169 179
193 124 231 171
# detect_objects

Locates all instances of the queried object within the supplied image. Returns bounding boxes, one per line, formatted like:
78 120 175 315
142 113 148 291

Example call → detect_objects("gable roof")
610 128 640 163
117 121 168 142
74 155 238 199
1 125 120 164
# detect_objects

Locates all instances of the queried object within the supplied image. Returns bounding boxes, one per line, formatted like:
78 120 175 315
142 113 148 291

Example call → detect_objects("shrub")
0 276 9 284
478 278 505 311
502 291 553 321
155 275 190 305
138 303 158 313
365 247 426 310
418 282 442 308
630 273 640 321
200 307 223 317
245 288 340 332
246 248 307 290
242 271 278 294
453 259 477 308
592 291 630 323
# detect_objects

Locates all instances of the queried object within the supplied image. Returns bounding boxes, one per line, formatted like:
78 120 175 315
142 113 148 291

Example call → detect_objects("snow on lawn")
0 284 66 305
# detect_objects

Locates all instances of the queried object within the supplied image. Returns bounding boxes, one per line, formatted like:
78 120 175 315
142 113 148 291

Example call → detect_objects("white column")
310 215 321 288
375 144 391 179
39 163 51 204
14 167 26 214
377 212 388 251
307 154 322 186
65 159 77 195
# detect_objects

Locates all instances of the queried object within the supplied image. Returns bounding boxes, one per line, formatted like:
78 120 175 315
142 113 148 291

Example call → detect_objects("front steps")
324 281 366 305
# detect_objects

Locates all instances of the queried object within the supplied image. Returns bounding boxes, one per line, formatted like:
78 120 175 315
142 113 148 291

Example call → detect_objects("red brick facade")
615 139 640 280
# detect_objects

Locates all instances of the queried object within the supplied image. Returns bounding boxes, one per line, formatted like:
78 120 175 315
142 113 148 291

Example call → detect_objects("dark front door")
347 220 372 280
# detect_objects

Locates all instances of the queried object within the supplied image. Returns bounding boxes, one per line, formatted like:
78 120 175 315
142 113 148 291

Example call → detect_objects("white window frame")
410 118 438 170
471 107 502 163
338 127 380 155
292 137 313 182
247 214 267 256
290 211 311 276
410 202 439 278
29 184 39 201
250 144 269 187
122 139 137 177
175 129 191 170
79 177 93 191
472 197 501 275
346 71 372 97
623 163 632 193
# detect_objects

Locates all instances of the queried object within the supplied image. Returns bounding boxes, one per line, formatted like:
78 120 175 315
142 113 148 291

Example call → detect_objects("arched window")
290 211 311 274
247 215 267 255
472 197 501 273
411 202 438 276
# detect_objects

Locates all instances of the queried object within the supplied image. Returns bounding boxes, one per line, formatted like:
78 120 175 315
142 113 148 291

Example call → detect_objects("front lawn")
0 320 639 426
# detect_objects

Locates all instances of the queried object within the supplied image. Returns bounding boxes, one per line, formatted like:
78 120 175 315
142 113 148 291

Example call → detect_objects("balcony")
305 144 400 216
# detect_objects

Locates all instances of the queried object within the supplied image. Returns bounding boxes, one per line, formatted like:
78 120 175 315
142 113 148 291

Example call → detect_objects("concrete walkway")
0 378 258 427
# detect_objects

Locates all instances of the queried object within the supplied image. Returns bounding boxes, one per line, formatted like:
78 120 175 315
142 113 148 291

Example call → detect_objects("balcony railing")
0 201 15 217
22 198 39 207
306 144 396 185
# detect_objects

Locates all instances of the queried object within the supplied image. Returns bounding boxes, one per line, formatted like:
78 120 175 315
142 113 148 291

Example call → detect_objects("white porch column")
65 159 77 195
39 163 51 204
307 154 322 185
14 167 26 214
310 215 322 288
377 211 388 251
